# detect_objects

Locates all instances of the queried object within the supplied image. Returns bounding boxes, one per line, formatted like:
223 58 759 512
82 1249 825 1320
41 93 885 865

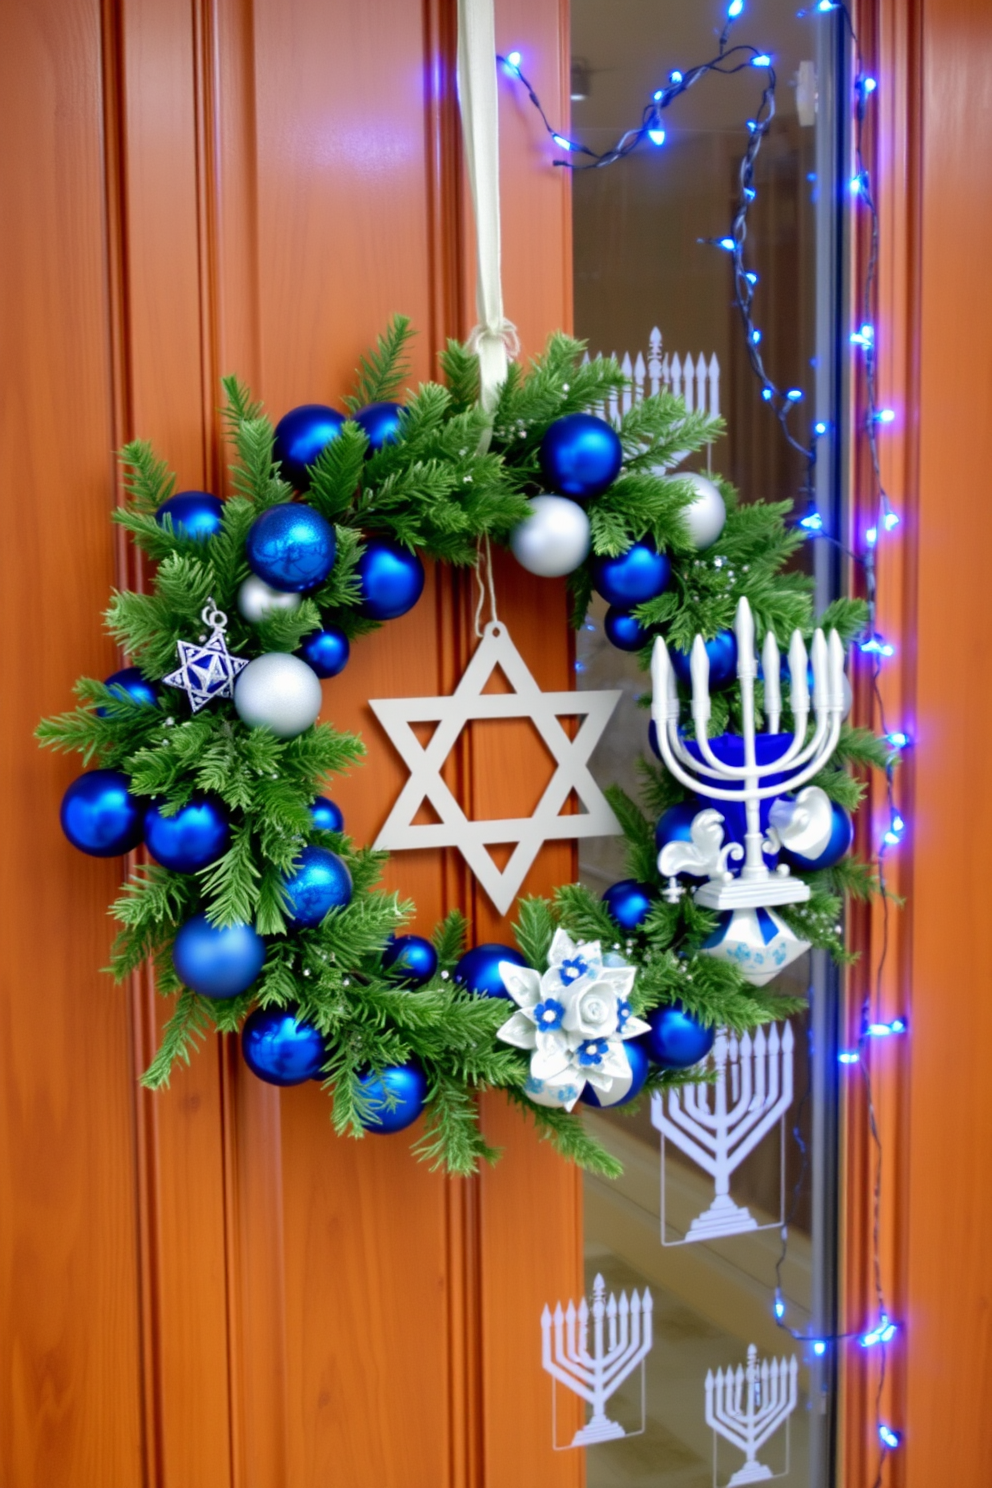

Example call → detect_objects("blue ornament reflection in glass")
273 404 346 491
60 769 144 857
99 667 159 715
241 1004 326 1086
281 845 352 926
356 1062 428 1134
382 934 438 987
580 1040 650 1108
604 606 652 652
156 491 224 541
353 401 404 453
453 943 528 999
781 801 854 870
642 1001 715 1069
299 625 350 678
592 540 671 607
356 537 425 620
671 629 738 691
309 796 344 833
539 413 623 500
246 503 337 592
602 879 655 931
172 913 266 1000
144 796 231 873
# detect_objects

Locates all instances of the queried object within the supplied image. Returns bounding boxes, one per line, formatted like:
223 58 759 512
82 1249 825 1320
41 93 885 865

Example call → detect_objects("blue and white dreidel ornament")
356 1062 428 1134
60 770 144 857
241 1005 326 1086
273 404 346 490
382 934 438 987
642 1001 715 1069
356 537 425 620
539 413 623 500
453 943 528 999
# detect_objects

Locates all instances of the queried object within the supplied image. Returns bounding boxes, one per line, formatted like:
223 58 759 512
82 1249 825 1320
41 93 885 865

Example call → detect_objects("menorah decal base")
727 1461 774 1485
571 1413 627 1446
694 875 810 911
686 1193 759 1242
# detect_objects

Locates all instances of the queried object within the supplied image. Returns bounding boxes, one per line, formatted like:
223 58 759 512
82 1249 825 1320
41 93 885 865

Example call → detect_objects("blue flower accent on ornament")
525 1075 545 1095
616 999 632 1032
578 1038 610 1067
534 998 565 1031
556 1085 579 1104
559 956 589 986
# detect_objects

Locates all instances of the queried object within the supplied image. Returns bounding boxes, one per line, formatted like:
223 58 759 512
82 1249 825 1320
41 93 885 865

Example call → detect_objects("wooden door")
0 1 582 1484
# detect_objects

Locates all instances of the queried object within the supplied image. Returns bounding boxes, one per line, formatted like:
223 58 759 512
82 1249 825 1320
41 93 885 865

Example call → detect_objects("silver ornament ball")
234 653 322 738
237 574 304 625
510 494 591 577
677 471 727 550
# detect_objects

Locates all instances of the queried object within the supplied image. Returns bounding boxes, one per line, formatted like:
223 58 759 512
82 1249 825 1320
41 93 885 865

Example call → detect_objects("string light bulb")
879 1425 902 1450
728 0 745 15
648 127 667 146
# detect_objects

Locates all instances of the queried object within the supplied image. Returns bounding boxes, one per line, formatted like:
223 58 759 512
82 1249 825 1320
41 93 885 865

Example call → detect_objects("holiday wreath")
38 318 889 1176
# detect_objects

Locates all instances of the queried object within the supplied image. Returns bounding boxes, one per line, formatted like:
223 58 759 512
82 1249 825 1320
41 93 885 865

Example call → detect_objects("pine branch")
513 897 557 969
343 314 414 412
141 989 212 1089
508 1093 624 1178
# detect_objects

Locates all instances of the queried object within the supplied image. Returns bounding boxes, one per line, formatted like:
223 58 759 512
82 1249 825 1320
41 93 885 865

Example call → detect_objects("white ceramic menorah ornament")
650 597 847 985
705 1343 798 1485
651 1022 794 1243
541 1274 653 1448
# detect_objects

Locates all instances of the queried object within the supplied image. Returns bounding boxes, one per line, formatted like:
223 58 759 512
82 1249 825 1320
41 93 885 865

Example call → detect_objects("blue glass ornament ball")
310 797 344 833
156 491 224 540
602 879 656 931
539 413 623 500
241 1005 326 1086
356 1062 428 1134
356 537 425 620
172 913 266 1000
246 502 337 593
144 796 231 874
655 800 705 878
580 1040 650 1109
593 540 671 607
643 1001 715 1069
274 404 346 491
60 769 144 857
453 943 528 999
299 626 350 678
382 934 438 986
671 629 738 691
100 667 159 714
353 401 404 453
281 846 352 926
604 606 653 652
781 801 854 871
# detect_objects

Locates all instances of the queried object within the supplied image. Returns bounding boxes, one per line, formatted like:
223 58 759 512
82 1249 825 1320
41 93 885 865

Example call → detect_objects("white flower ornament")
497 929 650 1110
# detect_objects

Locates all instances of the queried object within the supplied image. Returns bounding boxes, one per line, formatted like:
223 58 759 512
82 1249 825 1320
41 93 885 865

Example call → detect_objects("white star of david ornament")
370 622 623 914
163 600 248 712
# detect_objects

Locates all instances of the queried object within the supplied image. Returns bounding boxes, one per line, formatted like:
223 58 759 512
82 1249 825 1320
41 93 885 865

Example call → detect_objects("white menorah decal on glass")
652 1021 794 1244
541 1274 653 1448
706 1344 798 1485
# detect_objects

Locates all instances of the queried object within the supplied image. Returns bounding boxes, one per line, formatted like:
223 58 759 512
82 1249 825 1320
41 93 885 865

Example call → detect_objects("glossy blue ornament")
604 607 653 652
687 733 794 862
241 1004 326 1086
172 913 266 1000
246 503 336 592
382 934 438 986
310 797 344 833
655 800 705 878
99 667 159 715
602 879 656 931
273 403 346 490
299 626 350 678
144 796 231 873
671 629 738 691
156 491 224 540
581 1040 650 1108
356 537 425 620
353 401 404 453
453 943 528 1000
780 801 854 870
643 1001 715 1069
539 413 623 500
60 769 144 857
356 1062 428 1134
592 540 671 607
281 845 352 926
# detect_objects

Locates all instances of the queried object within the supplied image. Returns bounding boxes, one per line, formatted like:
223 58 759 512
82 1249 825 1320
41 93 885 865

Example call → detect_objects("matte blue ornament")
172 913 266 1000
156 491 224 541
671 629 738 691
642 1001 715 1069
356 537 425 620
356 1062 428 1134
144 796 231 873
602 879 656 931
539 413 623 500
382 934 438 986
281 845 352 926
299 626 350 677
781 801 854 870
581 1040 650 1108
353 401 404 453
453 943 528 1000
310 796 344 833
246 503 337 592
654 800 705 879
99 667 159 714
604 606 653 652
273 404 346 491
60 769 144 857
592 540 671 607
241 1004 326 1086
